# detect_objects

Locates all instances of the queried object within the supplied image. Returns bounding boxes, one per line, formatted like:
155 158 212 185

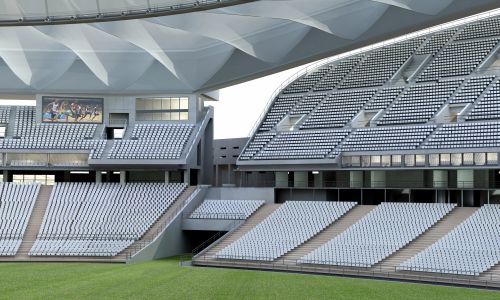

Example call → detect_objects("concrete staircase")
118 186 197 259
195 203 280 260
14 185 53 259
374 207 478 270
279 205 376 262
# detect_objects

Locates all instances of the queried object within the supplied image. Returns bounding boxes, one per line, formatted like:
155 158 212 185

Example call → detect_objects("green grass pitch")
0 258 498 299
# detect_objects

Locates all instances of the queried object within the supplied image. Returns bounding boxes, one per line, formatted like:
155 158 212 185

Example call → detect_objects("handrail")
191 218 243 256
185 106 213 161
182 212 247 220
124 186 202 260
190 256 500 287
244 8 500 141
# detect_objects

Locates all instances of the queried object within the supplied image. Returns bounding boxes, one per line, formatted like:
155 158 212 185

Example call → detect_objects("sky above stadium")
209 65 305 140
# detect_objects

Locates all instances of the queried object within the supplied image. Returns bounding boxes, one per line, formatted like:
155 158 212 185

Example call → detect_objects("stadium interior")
0 0 500 292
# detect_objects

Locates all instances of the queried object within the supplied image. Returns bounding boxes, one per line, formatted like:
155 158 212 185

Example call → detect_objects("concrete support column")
275 172 288 188
294 171 308 188
184 169 190 185
370 170 386 188
350 171 363 188
2 170 8 182
457 169 474 188
432 170 448 188
120 171 126 184
313 171 324 188
165 171 170 184
95 171 102 183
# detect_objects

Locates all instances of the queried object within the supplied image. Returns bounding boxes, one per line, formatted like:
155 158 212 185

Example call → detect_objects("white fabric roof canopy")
0 0 497 94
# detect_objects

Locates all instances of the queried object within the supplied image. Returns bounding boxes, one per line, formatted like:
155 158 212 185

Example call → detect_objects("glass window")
162 98 171 110
180 97 189 109
136 99 145 110
171 98 180 110
342 156 351 166
463 153 474 166
487 152 498 165
351 156 361 167
0 126 5 138
405 155 415 167
144 100 153 110
474 153 486 166
415 154 426 166
13 174 23 183
451 153 462 166
361 156 371 167
429 154 439 167
179 112 189 121
371 155 381 167
440 153 451 166
153 99 162 110
392 155 402 166
381 155 391 167
170 112 180 121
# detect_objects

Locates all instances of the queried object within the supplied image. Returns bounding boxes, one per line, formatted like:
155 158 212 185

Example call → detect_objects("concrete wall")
205 187 275 204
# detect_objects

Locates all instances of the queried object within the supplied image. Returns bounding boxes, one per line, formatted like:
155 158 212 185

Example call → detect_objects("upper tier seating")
108 124 194 160
1 106 106 158
313 56 363 92
254 129 349 160
341 125 436 152
450 76 495 104
455 17 500 41
399 205 500 276
422 122 500 149
377 80 462 125
0 183 40 256
283 66 331 94
301 89 377 129
189 200 265 220
259 94 303 131
216 201 356 261
338 39 424 89
30 182 186 256
466 79 500 120
290 93 327 115
0 106 11 124
415 29 457 55
417 39 499 82
364 87 405 110
299 203 455 268
239 132 277 160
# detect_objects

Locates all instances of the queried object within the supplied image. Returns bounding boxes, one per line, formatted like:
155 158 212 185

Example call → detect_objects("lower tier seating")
0 183 40 256
190 200 265 220
216 201 356 261
299 203 455 267
399 205 500 276
30 182 186 256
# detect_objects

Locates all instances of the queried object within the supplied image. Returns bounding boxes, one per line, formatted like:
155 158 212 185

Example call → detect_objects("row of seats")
399 205 500 276
31 182 186 256
455 17 500 41
190 200 265 220
253 130 349 160
422 122 500 149
299 203 455 267
450 76 495 104
0 183 40 256
283 66 332 94
339 39 424 89
216 201 356 261
377 80 462 125
0 106 11 124
108 124 194 160
415 29 457 55
466 79 500 120
313 56 363 92
417 39 498 82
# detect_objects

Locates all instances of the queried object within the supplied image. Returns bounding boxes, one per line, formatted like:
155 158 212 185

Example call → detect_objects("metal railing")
185 106 213 160
182 212 247 220
239 179 500 190
1 0 248 25
191 255 500 288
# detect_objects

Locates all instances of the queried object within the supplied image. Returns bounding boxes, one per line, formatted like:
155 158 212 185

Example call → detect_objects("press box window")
136 97 189 121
